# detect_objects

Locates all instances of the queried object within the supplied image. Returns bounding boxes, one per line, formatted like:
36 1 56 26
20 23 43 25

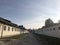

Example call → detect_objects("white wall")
0 23 20 38
20 30 29 34
2 31 20 37
35 24 60 38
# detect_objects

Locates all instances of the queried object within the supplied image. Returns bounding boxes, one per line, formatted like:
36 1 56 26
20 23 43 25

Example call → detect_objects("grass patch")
0 34 25 39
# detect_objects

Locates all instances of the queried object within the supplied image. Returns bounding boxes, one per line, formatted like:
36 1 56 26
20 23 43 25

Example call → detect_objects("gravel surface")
0 33 42 45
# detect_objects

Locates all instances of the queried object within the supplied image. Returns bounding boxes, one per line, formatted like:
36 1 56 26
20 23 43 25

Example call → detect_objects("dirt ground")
0 33 41 45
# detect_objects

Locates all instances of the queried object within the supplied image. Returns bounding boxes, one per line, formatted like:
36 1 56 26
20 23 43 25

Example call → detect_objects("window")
12 28 13 31
4 26 6 30
8 27 10 31
58 27 60 30
53 28 55 30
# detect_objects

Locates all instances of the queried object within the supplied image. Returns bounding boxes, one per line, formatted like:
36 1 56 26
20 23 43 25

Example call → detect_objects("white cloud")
18 0 60 29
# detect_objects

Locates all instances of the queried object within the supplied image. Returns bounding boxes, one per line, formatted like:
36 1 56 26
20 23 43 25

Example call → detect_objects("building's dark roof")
19 25 26 30
0 17 19 28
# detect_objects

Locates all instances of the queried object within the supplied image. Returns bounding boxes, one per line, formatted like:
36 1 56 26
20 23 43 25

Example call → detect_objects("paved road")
0 33 42 45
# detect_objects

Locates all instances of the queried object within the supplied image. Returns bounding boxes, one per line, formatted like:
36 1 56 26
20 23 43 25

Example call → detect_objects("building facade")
0 17 20 38
35 18 60 38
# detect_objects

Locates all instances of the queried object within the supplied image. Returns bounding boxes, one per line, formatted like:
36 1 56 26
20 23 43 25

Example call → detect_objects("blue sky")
0 0 60 29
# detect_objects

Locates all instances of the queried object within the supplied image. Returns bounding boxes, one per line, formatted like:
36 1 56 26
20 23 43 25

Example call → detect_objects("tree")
45 18 54 26
19 25 26 30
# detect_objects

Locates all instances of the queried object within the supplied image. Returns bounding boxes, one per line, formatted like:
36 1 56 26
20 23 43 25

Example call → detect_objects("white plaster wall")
23 30 29 33
2 31 20 37
20 30 29 34
0 23 20 38
43 25 60 38
36 24 60 38
2 25 20 37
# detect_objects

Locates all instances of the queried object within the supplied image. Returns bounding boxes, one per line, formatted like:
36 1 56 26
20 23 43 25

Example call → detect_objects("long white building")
0 17 20 38
35 18 60 38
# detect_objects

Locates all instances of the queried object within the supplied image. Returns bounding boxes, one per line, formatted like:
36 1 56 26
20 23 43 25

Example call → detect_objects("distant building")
35 18 60 38
19 25 26 30
0 17 20 38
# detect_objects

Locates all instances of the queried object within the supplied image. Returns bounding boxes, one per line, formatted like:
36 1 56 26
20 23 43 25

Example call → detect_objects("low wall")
20 30 29 34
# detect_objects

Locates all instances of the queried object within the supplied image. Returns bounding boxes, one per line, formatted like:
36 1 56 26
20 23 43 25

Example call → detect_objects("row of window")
0 25 19 31
3 26 14 31
42 27 60 31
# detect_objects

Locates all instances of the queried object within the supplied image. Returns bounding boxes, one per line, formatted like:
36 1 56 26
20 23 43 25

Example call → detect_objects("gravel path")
0 33 42 45
16 33 41 45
